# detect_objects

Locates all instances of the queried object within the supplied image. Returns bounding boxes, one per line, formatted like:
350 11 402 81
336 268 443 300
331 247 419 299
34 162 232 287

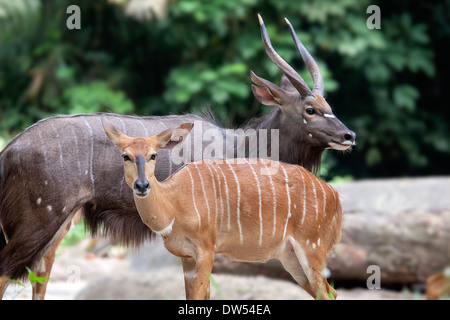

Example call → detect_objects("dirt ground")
2 238 424 300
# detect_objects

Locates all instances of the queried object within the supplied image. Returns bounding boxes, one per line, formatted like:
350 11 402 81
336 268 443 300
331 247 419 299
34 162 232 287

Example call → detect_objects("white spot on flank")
36 197 42 205
47 205 52 212
312 242 317 249
186 166 201 227
317 238 321 246
308 133 313 138
44 180 48 186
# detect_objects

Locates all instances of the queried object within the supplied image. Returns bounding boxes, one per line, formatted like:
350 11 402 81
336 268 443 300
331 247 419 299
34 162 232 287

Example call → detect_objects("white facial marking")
324 113 335 118
303 119 307 124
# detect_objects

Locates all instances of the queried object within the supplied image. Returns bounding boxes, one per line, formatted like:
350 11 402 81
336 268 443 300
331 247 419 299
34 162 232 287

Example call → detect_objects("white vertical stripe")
50 122 64 171
156 120 172 175
307 173 318 220
262 161 277 236
205 163 219 226
225 160 243 244
137 119 149 137
194 163 211 223
281 164 291 239
316 178 327 217
186 166 201 227
37 126 47 158
82 117 95 197
68 119 82 174
210 164 224 229
325 182 336 201
117 118 127 134
246 159 263 246
296 167 307 225
215 165 230 229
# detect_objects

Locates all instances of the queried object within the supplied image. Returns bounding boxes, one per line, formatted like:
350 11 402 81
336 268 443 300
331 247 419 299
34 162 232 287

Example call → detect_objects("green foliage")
63 81 134 114
60 220 86 247
0 0 449 178
6 267 50 299
25 267 51 285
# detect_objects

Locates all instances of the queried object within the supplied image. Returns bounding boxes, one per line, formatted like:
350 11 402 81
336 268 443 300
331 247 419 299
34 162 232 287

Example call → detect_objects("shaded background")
1 0 449 181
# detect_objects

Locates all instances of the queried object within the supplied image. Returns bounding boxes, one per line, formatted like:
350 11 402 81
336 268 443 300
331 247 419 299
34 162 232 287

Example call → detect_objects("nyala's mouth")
134 191 149 198
328 140 355 151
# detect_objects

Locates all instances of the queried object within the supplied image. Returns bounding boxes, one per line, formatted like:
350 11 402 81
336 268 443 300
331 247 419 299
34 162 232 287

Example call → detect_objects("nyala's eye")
122 154 131 162
150 154 157 161
306 107 316 115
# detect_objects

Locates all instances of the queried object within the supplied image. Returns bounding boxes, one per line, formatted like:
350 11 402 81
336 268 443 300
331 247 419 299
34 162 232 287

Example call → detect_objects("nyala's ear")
250 71 288 106
156 123 194 150
280 74 297 93
101 117 129 150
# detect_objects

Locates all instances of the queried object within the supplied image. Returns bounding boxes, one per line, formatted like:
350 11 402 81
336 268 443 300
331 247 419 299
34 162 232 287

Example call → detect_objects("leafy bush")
1 0 449 179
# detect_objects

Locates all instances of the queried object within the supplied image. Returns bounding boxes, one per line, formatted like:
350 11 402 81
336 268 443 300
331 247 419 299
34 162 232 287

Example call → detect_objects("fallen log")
213 177 450 285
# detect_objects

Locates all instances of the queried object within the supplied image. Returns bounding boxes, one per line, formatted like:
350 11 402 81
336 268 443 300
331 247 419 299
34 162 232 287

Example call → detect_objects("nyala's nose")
343 130 356 144
134 180 149 193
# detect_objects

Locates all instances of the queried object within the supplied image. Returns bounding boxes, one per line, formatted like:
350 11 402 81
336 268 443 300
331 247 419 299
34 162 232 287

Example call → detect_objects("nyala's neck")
133 176 176 232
